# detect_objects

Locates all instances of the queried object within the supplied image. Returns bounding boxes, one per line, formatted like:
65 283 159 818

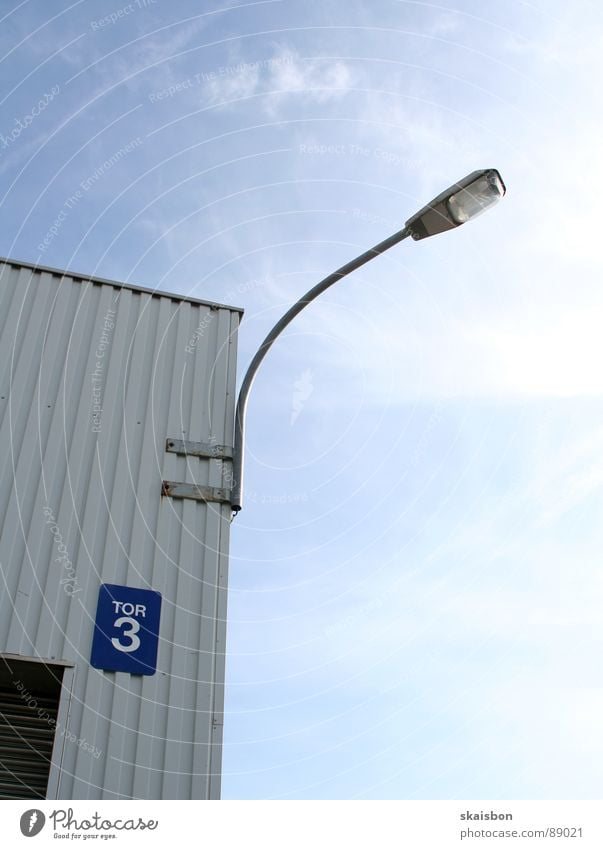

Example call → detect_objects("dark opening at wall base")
0 657 65 799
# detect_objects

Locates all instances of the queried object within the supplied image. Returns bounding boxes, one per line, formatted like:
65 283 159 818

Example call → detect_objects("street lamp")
230 168 506 514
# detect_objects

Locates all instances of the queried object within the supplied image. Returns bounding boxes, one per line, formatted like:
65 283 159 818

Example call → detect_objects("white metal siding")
0 260 241 800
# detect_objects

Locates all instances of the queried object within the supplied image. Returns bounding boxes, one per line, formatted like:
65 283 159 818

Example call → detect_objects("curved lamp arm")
229 168 505 515
230 225 411 514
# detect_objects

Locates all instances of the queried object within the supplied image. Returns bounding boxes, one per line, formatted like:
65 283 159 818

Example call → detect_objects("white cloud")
204 49 359 109
270 52 356 101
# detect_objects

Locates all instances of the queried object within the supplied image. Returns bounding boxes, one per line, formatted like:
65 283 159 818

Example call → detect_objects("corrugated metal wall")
0 259 241 800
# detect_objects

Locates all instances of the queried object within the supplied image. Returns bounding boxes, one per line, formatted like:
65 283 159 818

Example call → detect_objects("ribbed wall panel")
0 259 241 800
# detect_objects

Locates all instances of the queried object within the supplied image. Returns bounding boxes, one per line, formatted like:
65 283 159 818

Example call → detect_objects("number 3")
111 616 141 653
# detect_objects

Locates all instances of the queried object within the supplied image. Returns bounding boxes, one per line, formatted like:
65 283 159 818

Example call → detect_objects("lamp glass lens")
447 171 505 224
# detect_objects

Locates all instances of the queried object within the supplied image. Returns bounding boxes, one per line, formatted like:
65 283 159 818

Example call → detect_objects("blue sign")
90 583 162 675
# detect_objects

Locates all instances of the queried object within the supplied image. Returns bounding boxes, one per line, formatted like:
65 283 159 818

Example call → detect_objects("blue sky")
1 0 602 799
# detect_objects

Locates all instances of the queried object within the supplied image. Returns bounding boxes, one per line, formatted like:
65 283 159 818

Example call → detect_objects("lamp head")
405 169 506 240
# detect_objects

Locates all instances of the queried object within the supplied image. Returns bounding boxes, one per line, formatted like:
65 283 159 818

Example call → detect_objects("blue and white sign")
90 583 162 675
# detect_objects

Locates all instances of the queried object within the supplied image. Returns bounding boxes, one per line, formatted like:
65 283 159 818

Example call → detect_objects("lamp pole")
230 169 506 515
230 225 411 513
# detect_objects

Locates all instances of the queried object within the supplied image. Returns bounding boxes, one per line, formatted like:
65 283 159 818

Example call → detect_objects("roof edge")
0 256 244 315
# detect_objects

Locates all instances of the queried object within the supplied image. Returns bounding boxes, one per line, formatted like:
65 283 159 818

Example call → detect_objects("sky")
1 0 602 800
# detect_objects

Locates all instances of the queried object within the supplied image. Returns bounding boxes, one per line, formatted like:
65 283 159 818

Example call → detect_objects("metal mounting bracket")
161 480 232 504
165 438 233 459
